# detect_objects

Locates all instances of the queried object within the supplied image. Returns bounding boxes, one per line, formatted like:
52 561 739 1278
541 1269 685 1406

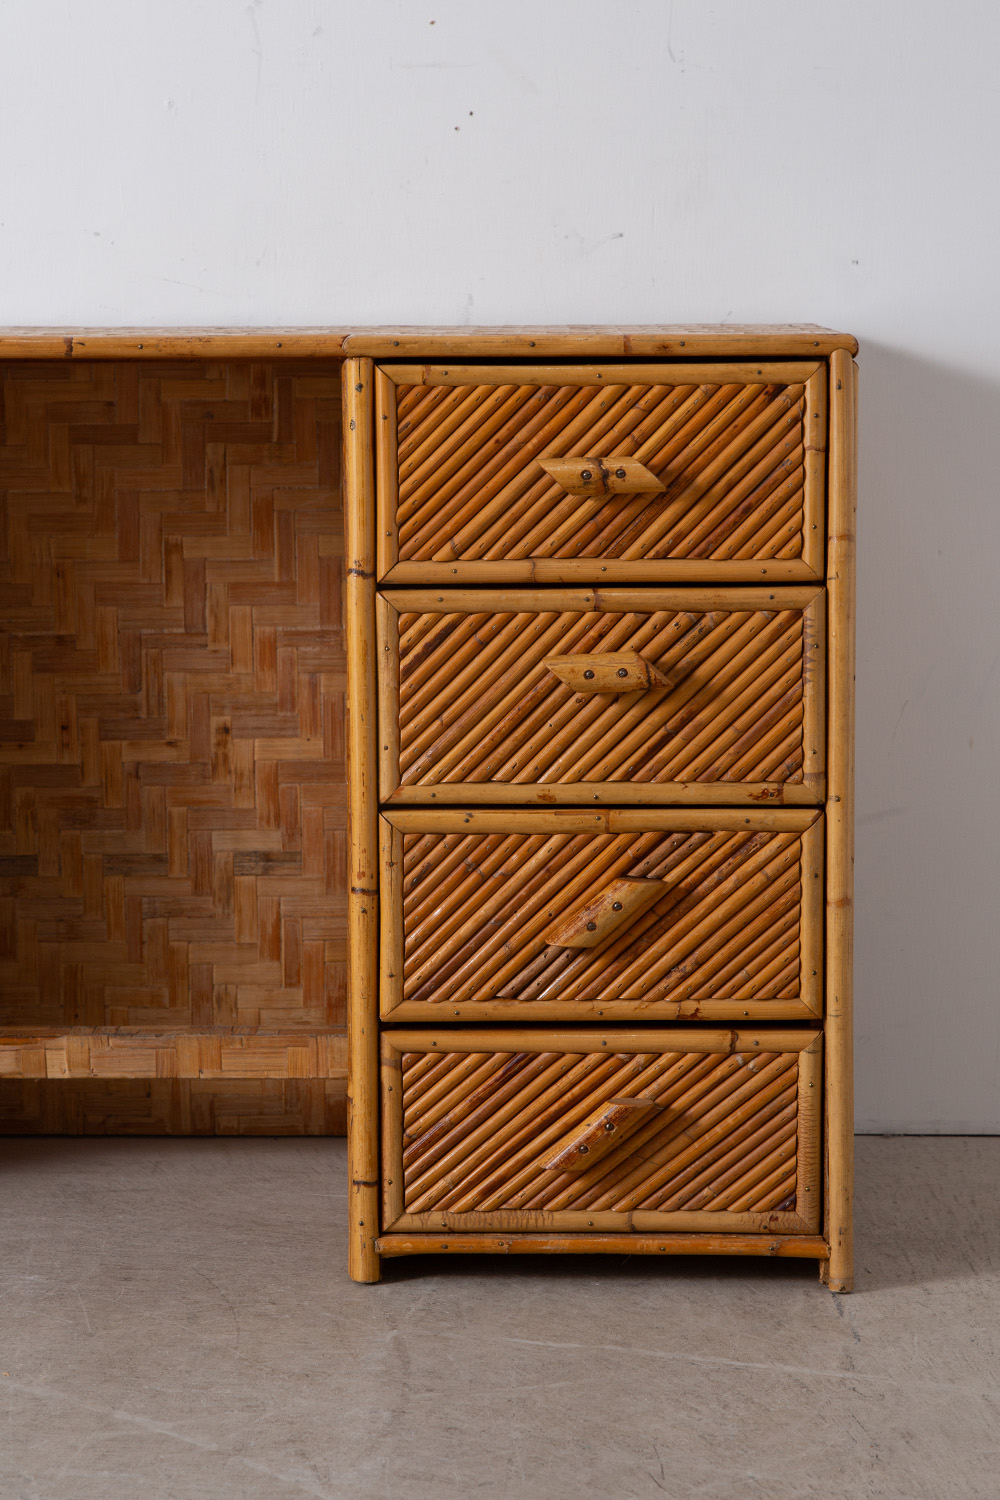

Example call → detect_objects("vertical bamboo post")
345 357 381 1283
802 364 828 579
823 349 857 1292
375 367 399 578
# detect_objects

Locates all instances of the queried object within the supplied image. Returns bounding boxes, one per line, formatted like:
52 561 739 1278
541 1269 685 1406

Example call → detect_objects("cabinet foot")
349 1235 381 1284
819 1258 853 1293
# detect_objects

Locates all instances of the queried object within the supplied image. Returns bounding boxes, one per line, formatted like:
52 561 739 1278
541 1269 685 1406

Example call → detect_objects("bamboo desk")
0 326 855 1287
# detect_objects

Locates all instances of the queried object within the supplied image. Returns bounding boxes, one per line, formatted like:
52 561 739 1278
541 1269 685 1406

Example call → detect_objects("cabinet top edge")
0 324 859 359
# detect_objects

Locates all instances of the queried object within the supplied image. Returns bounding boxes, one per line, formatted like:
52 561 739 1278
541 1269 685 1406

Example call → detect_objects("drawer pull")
543 876 665 949
544 650 669 695
538 455 665 499
543 1097 662 1174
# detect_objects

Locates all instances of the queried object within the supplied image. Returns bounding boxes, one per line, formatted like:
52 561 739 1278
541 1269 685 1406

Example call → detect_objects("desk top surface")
0 324 858 359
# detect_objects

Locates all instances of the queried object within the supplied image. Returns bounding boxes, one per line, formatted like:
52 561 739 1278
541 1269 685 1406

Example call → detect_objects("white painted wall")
2 0 998 1131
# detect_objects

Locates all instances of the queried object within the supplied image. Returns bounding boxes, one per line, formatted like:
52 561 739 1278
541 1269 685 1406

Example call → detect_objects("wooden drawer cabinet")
379 586 824 805
345 325 857 1290
377 362 828 585
381 1029 822 1240
379 810 823 1022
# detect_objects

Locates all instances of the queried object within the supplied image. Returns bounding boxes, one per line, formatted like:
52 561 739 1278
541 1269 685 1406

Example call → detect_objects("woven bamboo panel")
382 1030 820 1233
0 360 347 1120
0 1077 345 1134
386 590 822 798
386 367 823 568
382 812 821 1020
0 1026 346 1079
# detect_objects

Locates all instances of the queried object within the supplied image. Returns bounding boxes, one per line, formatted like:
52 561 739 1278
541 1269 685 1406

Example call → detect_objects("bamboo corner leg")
819 1257 852 1293
345 356 381 1284
823 348 858 1296
348 1128 382 1284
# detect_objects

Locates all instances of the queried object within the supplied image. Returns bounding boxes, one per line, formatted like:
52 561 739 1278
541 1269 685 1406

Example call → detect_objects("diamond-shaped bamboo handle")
542 876 666 949
538 455 665 499
542 1097 663 1174
543 650 669 694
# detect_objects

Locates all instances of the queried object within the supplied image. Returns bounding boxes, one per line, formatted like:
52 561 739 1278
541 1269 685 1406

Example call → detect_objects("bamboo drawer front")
379 810 823 1022
380 587 824 805
376 363 827 585
380 1029 822 1238
344 326 857 1289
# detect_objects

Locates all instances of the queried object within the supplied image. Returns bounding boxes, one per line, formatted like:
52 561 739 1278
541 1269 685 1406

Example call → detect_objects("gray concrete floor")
0 1138 997 1500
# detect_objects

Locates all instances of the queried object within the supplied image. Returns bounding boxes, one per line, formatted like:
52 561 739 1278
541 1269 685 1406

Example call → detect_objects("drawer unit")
376 362 828 585
379 810 823 1022
345 325 857 1290
381 1029 822 1237
379 586 824 805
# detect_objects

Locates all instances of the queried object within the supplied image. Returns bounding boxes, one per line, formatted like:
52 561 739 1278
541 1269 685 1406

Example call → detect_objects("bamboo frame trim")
0 329 353 359
392 1209 814 1234
382 998 817 1024
799 819 825 1017
801 589 827 789
376 594 400 801
382 1032 405 1227
375 367 399 577
796 1036 823 1232
382 1040 406 1230
380 362 823 387
383 809 820 834
383 586 821 612
379 819 405 1022
359 329 855 357
386 782 823 807
381 560 817 585
802 364 828 579
383 1028 820 1055
376 1232 831 1258
0 325 859 360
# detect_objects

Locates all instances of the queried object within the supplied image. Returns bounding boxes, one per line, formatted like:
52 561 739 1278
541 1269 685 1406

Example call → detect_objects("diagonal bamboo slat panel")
0 359 347 1128
379 365 826 583
380 811 822 1020
382 589 823 802
381 1029 821 1234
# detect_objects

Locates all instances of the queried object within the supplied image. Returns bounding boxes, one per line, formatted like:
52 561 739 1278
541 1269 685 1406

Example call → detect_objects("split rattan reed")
346 326 857 1288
